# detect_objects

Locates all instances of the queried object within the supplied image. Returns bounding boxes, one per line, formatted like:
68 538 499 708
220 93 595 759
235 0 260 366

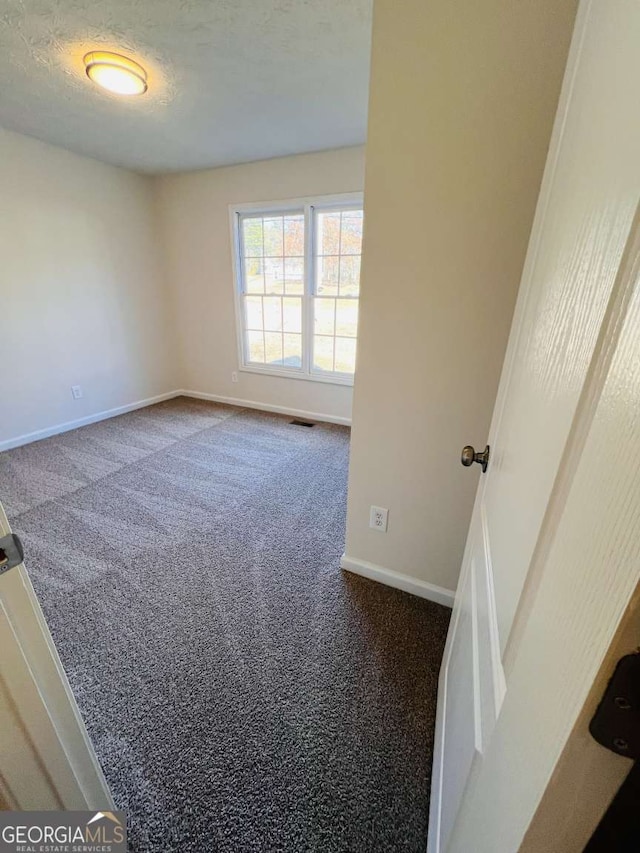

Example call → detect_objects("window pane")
245 296 263 330
334 337 357 374
284 257 304 294
314 298 335 335
247 330 265 363
283 333 302 368
264 331 283 365
313 335 335 372
264 258 284 295
263 217 283 256
317 212 341 255
244 258 264 294
340 212 363 255
263 297 282 332
283 297 302 333
284 215 304 255
317 256 339 296
339 256 361 297
242 217 263 257
238 202 360 381
335 299 358 337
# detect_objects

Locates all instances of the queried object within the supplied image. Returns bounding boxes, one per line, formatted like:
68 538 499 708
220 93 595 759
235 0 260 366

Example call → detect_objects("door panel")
0 502 112 809
0 653 61 810
486 2 639 653
475 508 506 741
429 1 640 849
438 560 476 852
437 514 506 852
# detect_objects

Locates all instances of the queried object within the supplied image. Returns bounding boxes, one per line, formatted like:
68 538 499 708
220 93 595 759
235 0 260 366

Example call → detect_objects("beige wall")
155 146 365 423
0 132 361 447
0 128 176 446
343 0 578 593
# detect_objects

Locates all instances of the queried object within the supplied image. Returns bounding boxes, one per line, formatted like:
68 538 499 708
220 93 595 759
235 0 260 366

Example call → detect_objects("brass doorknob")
461 444 490 473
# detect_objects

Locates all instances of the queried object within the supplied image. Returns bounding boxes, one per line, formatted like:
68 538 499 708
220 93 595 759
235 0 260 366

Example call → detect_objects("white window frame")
229 192 364 387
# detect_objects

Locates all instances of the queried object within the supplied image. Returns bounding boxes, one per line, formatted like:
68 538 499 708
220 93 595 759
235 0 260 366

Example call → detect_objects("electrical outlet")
231 371 238 383
71 385 83 400
369 505 389 532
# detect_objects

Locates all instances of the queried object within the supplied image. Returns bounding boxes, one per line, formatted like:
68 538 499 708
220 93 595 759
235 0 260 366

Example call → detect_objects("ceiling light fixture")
83 51 148 96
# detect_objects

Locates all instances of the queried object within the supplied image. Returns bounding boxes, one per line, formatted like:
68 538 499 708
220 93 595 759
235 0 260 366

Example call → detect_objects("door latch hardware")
461 444 490 473
590 652 640 759
0 533 24 576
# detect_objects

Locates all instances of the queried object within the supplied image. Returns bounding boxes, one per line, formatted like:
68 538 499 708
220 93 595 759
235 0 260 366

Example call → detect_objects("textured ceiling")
0 0 372 173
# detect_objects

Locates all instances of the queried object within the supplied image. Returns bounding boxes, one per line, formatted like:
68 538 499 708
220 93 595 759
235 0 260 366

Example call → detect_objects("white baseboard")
0 391 178 452
0 388 351 452
178 389 351 427
340 554 455 608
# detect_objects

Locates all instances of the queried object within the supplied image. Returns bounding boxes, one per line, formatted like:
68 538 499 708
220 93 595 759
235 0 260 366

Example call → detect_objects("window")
231 194 363 385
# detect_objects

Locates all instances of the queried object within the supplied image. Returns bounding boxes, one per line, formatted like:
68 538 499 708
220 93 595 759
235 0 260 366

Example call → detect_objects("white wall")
155 146 365 422
343 0 577 595
0 128 176 446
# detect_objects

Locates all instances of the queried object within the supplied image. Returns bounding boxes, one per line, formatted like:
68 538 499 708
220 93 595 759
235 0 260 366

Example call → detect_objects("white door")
0 501 113 809
428 0 640 849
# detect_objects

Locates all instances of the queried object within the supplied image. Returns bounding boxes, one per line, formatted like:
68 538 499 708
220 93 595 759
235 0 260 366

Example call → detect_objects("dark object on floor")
584 761 640 852
290 418 315 427
0 397 450 853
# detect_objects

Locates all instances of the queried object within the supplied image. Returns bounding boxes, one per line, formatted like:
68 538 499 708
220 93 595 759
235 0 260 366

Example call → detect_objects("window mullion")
303 203 315 375
237 214 249 366
333 210 343 373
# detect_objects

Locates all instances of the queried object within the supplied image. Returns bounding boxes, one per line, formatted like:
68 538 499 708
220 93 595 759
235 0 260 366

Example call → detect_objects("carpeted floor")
0 397 450 853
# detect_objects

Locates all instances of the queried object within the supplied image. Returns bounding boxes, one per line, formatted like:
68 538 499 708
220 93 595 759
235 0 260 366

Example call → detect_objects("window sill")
239 364 354 387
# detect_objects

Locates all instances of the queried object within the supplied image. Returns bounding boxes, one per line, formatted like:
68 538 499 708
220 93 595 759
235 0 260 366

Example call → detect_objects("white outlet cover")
71 385 83 400
231 371 239 383
369 505 389 532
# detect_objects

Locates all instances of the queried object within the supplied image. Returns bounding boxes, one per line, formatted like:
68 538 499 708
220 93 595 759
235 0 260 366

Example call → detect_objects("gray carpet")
0 397 450 853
